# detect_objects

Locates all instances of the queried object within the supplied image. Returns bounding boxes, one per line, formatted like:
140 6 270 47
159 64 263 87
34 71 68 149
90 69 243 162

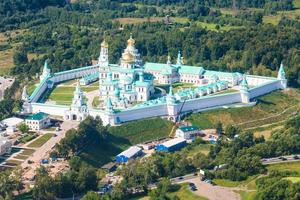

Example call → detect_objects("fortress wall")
181 92 242 113
31 103 69 116
114 104 168 123
30 79 48 103
51 65 98 84
249 80 282 99
246 75 277 87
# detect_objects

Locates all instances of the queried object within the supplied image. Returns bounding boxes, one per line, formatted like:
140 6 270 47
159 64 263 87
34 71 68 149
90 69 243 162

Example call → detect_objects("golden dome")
101 39 108 48
127 34 135 46
122 51 134 63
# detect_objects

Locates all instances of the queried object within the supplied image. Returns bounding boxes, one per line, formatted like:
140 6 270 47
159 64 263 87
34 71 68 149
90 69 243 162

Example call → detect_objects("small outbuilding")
1 117 24 134
155 137 187 152
0 139 12 156
25 112 51 131
116 146 142 163
101 162 117 173
175 126 200 140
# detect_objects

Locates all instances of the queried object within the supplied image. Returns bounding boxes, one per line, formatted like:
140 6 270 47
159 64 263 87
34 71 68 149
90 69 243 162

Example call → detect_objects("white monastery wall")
246 75 277 87
31 103 69 116
249 80 282 99
181 92 241 113
114 104 168 123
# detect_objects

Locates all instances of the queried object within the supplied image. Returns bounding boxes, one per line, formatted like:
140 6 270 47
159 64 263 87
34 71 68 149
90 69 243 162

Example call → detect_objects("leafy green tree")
17 123 29 134
33 167 55 200
81 191 101 200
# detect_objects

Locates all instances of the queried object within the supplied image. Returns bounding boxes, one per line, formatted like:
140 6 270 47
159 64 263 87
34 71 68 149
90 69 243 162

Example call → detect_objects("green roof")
179 126 199 132
144 62 205 75
26 112 49 121
178 65 205 75
134 81 150 87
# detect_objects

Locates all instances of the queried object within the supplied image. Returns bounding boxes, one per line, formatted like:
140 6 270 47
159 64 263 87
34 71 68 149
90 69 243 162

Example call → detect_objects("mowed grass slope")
131 183 208 200
186 90 300 129
27 133 53 148
79 118 173 167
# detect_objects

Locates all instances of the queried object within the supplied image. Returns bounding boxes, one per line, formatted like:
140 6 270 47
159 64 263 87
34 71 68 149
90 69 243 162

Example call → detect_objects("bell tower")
98 39 109 67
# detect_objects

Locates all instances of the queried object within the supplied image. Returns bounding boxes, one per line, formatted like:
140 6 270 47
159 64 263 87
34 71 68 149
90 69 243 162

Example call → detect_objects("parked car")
294 155 299 159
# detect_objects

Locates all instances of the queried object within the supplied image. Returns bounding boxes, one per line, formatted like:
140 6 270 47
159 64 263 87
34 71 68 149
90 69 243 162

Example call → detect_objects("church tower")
40 60 51 83
21 86 32 114
240 74 250 103
98 39 109 67
277 62 287 89
166 84 178 122
65 80 88 121
176 51 183 65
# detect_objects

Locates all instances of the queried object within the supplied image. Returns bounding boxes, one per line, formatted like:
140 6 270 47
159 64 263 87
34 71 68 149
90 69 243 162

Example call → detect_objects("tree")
18 123 29 134
33 167 55 200
13 50 28 65
225 125 240 138
216 121 223 136
81 191 101 200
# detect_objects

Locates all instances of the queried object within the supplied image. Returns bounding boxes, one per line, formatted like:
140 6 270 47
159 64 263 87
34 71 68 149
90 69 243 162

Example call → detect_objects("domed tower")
98 39 109 67
166 84 178 122
120 34 142 68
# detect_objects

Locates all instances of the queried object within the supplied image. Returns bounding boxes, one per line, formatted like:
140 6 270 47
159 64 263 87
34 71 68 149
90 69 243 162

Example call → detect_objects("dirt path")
21 121 79 180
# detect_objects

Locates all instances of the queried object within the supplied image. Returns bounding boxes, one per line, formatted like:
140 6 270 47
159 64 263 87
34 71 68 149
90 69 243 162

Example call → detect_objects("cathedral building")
98 35 155 108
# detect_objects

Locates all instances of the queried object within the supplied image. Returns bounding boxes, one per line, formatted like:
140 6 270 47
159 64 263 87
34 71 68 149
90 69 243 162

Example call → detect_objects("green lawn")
20 149 35 156
267 161 300 173
186 90 300 129
47 84 98 105
27 133 53 148
237 191 257 200
19 134 36 144
130 183 208 200
283 177 300 183
187 143 212 156
79 118 173 167
213 175 259 190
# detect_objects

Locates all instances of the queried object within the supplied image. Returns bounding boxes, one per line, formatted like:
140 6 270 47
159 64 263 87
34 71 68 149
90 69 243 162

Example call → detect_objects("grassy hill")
79 118 173 167
186 90 300 130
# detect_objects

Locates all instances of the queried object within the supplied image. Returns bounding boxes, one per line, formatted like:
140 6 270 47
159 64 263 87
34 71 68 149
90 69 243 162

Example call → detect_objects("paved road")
261 155 300 165
149 173 240 200
22 121 79 180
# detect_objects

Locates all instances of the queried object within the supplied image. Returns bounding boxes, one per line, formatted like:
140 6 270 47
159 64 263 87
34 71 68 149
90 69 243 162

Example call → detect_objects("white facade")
25 112 51 131
175 126 199 140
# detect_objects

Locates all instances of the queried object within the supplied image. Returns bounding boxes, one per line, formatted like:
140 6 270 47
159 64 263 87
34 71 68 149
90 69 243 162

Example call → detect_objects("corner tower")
277 62 287 89
240 74 250 103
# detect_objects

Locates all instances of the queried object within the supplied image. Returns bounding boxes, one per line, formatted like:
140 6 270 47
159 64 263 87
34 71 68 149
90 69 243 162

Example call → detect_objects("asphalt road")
261 155 300 165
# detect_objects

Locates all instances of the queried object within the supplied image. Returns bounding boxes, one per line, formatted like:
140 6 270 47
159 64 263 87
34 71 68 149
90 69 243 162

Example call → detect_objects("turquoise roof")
204 70 239 78
178 65 205 75
26 112 49 121
179 126 199 132
144 62 205 75
134 81 150 87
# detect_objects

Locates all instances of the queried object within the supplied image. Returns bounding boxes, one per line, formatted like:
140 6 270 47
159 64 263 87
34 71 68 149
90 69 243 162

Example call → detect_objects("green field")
79 118 173 167
283 176 300 183
27 133 53 148
19 134 36 144
20 149 35 156
47 84 98 105
267 161 300 173
186 90 300 129
131 183 208 200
